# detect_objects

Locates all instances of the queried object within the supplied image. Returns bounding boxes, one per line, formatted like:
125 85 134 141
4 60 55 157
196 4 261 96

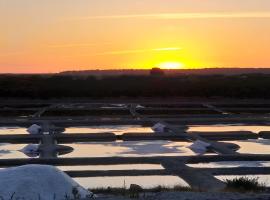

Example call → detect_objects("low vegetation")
1 74 270 98
225 177 267 192
0 180 267 200
90 185 193 196
91 177 268 197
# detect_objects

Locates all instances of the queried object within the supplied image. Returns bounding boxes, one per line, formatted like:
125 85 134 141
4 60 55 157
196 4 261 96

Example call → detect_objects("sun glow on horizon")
2 1 270 73
157 62 185 69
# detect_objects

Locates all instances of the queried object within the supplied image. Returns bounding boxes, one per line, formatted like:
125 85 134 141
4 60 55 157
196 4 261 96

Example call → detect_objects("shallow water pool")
59 141 197 158
188 125 270 134
64 125 153 135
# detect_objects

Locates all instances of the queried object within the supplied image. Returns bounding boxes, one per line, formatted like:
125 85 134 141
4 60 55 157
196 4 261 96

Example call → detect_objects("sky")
1 0 270 73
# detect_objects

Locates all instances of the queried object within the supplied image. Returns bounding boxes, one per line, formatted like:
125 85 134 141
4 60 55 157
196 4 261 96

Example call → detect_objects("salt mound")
188 140 211 155
20 144 39 157
152 123 167 133
27 124 42 134
0 165 93 200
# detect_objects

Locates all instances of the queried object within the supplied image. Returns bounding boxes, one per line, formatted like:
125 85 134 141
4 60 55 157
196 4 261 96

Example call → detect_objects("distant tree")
0 74 270 98
150 67 165 76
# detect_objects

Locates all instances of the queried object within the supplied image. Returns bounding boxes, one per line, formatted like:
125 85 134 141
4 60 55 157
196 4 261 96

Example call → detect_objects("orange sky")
1 0 270 73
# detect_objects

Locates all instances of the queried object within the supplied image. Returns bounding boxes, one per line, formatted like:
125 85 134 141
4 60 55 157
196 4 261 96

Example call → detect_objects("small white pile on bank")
27 124 42 135
188 140 211 155
20 144 39 157
151 123 167 133
0 165 93 200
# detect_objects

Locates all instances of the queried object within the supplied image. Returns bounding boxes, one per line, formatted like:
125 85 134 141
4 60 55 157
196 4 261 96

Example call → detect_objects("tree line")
0 74 269 98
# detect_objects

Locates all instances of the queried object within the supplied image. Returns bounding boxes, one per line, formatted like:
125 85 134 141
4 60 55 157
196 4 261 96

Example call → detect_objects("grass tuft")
225 177 266 192
90 185 193 196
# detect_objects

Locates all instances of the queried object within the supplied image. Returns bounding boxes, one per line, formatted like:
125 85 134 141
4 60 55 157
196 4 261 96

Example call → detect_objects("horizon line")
1 67 270 75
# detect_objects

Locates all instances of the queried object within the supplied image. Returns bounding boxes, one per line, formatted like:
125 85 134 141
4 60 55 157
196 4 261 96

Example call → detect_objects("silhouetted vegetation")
150 67 165 76
225 177 266 192
90 185 192 196
0 74 270 99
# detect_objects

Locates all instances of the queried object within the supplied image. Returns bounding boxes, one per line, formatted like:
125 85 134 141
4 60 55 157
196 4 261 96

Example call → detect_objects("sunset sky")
1 0 270 73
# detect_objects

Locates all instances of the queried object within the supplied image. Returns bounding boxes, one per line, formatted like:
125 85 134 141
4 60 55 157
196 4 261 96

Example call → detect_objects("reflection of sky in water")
1 125 270 135
1 125 270 188
2 139 270 158
188 125 270 133
232 139 270 154
0 127 28 135
1 124 270 135
0 144 29 158
64 125 153 135
0 125 153 135
188 161 270 168
60 141 197 158
58 164 164 171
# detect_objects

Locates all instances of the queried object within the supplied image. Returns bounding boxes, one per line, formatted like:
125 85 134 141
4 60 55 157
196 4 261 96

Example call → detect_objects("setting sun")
158 62 185 69
2 0 270 73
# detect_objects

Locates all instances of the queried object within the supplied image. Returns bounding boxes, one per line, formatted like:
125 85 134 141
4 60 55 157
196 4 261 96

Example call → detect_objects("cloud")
153 47 182 51
47 42 112 48
96 47 182 56
68 12 270 21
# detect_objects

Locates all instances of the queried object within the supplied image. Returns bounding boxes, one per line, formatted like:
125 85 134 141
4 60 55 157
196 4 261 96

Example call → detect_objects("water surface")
188 125 270 133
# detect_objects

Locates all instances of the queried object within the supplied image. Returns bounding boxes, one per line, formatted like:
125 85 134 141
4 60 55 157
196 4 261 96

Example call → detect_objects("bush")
225 177 266 192
1 74 270 98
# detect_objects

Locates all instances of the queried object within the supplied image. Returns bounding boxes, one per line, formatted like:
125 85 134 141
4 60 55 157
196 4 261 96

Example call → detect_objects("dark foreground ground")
96 192 270 200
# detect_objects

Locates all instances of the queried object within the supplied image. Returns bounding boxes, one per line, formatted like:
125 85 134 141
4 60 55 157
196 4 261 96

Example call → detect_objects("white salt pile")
27 124 42 134
151 123 167 133
188 140 211 155
0 165 94 200
136 104 145 108
20 144 40 157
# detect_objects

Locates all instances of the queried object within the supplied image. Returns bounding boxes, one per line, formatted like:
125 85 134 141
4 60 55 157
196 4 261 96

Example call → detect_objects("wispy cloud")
68 12 270 21
96 47 182 56
47 42 112 48
153 47 182 51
